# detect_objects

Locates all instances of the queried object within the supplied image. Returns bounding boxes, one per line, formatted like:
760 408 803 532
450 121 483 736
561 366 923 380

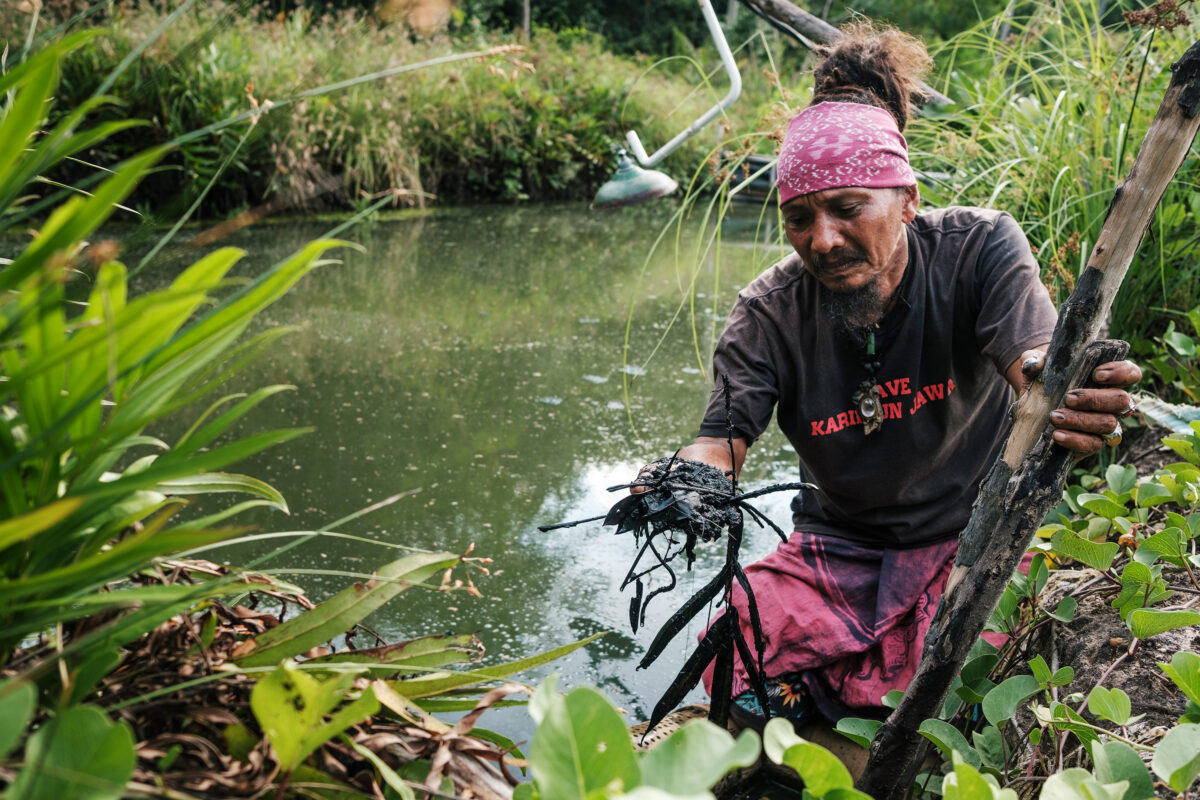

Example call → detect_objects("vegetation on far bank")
3 1 795 219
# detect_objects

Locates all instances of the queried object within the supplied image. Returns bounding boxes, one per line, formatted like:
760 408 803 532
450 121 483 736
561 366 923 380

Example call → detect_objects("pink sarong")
701 531 958 721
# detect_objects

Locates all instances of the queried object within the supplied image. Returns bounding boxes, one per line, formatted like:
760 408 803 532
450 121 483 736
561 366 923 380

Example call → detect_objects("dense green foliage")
903 0 1200 346
4 1 772 218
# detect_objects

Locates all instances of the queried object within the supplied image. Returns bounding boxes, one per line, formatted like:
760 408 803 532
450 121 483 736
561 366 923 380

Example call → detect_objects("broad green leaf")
962 652 1000 685
1091 741 1155 800
1087 687 1132 725
1138 528 1189 567
943 754 1014 800
982 674 1041 725
1159 651 1200 706
1050 529 1120 571
1112 562 1171 619
391 635 601 698
762 717 803 767
639 721 759 795
1039 767 1127 800
1127 608 1200 639
1134 481 1174 508
919 719 982 769
1046 596 1078 623
1087 517 1114 541
1106 464 1137 495
1030 655 1052 685
972 726 1006 771
7 705 135 800
0 682 36 759
1078 493 1128 520
1163 435 1199 466
1149 723 1200 793
763 718 853 795
249 661 379 772
834 717 881 749
529 686 639 800
237 551 459 667
1049 666 1074 687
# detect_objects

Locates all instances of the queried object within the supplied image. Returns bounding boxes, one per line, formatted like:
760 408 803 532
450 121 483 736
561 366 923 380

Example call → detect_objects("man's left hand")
1015 350 1142 456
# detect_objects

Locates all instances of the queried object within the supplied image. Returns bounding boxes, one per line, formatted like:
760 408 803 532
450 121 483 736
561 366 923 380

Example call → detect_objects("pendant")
852 379 883 435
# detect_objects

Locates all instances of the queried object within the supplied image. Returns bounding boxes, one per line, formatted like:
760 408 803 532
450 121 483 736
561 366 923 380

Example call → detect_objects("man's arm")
676 436 749 480
1007 346 1142 456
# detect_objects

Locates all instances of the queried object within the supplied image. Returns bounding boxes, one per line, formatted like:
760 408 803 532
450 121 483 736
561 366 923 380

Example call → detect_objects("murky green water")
141 202 803 744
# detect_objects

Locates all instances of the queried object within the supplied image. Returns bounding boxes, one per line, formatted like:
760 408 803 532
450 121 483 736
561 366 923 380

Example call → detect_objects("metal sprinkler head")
591 148 678 210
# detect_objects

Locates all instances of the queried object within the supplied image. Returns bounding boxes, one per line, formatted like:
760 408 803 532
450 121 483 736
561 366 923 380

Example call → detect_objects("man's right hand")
631 437 748 494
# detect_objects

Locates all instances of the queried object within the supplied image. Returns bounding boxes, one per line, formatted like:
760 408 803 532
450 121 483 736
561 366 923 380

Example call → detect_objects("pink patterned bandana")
776 101 916 205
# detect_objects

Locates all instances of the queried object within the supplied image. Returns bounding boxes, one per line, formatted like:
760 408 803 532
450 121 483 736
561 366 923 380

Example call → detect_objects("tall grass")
905 0 1200 343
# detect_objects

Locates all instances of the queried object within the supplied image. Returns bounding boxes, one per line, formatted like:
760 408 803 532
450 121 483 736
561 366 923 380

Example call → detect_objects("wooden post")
855 38 1200 800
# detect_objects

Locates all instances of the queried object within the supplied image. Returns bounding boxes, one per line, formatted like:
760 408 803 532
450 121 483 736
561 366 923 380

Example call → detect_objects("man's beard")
820 277 890 344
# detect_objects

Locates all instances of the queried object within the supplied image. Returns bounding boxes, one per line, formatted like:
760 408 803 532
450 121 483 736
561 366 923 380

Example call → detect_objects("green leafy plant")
514 675 761 799
1134 307 1200 403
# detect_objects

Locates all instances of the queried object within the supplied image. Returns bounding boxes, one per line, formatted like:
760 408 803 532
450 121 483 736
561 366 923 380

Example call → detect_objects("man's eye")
836 204 861 216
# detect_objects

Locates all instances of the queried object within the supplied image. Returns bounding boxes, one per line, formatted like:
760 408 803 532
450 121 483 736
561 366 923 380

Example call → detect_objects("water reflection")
135 202 802 745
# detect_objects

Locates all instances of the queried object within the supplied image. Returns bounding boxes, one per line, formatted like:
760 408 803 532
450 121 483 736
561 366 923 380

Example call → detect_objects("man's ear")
900 184 919 223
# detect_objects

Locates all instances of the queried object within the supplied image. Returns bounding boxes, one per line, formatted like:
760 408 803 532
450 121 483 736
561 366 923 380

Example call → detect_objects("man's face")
781 185 919 295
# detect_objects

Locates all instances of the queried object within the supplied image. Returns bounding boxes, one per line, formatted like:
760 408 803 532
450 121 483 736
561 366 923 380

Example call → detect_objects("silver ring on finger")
1101 421 1123 447
1118 396 1137 419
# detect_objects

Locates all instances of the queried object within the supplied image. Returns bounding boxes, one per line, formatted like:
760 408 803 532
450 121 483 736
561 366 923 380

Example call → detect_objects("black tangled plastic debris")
538 376 820 739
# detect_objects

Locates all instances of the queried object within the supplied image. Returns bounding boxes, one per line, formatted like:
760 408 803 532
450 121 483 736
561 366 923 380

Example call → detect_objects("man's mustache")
810 249 868 272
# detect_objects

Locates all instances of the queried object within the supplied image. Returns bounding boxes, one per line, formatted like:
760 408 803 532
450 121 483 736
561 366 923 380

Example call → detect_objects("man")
661 28 1141 728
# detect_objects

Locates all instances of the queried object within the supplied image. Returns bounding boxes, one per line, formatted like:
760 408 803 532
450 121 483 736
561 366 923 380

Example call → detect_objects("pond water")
141 202 805 747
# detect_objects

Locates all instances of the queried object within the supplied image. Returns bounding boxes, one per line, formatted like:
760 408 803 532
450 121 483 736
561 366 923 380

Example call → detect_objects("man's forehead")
782 186 879 210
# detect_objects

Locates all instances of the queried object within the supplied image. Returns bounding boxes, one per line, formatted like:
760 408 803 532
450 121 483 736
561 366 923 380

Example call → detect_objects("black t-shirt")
698 207 1058 547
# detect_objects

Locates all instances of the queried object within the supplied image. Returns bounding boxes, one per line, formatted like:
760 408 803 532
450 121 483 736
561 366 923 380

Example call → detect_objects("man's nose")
809 213 843 254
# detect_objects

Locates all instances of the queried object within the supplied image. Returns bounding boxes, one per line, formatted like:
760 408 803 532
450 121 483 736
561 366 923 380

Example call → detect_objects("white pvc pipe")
624 0 743 168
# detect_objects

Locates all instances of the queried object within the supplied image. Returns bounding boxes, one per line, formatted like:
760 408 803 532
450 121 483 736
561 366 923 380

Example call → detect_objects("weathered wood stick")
856 38 1200 800
735 0 953 106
